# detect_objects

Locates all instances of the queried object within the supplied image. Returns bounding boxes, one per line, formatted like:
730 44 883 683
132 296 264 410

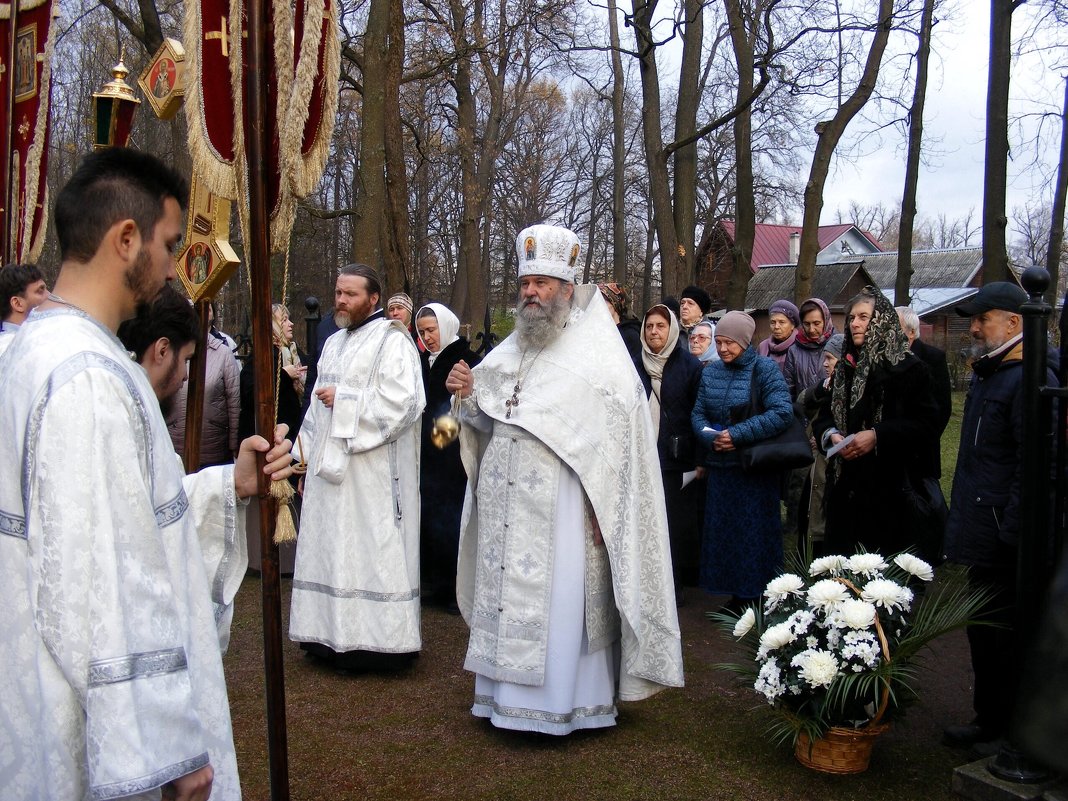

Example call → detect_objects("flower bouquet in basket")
710 552 992 774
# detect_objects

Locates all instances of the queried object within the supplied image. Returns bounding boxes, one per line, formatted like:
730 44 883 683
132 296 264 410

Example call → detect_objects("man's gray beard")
968 336 1006 360
515 293 571 349
333 310 350 328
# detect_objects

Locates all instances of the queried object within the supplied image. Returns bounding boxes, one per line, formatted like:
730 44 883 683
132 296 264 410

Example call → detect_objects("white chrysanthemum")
841 630 882 668
788 609 816 635
809 555 849 576
826 627 841 649
847 553 889 577
732 608 756 639
862 578 912 610
807 579 849 610
894 553 934 582
838 598 877 629
755 659 785 702
757 621 797 658
791 649 840 688
765 573 806 603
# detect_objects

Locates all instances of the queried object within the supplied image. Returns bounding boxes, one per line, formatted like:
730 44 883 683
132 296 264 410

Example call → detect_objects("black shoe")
969 737 1007 761
943 721 1000 748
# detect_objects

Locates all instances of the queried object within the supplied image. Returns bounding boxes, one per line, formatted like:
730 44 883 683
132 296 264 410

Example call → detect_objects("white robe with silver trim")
290 314 425 653
0 309 246 801
457 284 684 725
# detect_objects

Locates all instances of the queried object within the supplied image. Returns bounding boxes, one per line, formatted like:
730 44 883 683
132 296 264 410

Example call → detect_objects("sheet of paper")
826 432 855 459
681 470 697 489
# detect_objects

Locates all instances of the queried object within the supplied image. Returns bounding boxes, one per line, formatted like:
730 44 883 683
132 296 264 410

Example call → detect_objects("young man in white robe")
0 148 294 801
291 263 426 671
446 224 684 735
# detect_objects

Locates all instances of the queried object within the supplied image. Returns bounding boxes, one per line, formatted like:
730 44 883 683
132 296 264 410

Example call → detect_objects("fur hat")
516 224 581 284
680 285 712 315
716 310 756 349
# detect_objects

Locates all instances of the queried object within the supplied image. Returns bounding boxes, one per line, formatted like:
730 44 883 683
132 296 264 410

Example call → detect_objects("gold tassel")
269 479 298 544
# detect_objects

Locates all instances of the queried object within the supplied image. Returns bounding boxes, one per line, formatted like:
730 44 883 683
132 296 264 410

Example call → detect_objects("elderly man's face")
969 309 1020 356
679 297 703 327
518 275 571 317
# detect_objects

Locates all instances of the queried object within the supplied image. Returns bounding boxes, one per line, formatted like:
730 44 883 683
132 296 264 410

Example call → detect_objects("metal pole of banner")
181 298 210 472
304 295 320 364
989 266 1054 784
245 0 290 798
2 1 19 263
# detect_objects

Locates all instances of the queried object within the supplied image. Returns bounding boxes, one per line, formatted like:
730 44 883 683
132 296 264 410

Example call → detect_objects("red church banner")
1 0 56 262
184 0 339 253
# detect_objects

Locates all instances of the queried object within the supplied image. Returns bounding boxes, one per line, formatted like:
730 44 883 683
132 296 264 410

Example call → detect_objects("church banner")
283 0 339 197
183 0 339 253
182 0 240 199
0 0 57 262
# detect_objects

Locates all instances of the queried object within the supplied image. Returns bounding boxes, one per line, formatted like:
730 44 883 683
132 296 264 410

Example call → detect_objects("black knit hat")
679 285 712 315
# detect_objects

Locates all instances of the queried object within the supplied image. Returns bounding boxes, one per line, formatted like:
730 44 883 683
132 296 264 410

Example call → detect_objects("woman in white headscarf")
415 303 481 611
634 304 703 603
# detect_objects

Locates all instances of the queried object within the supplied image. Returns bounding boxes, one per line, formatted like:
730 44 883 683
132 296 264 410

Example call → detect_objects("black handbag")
900 472 948 566
730 369 814 474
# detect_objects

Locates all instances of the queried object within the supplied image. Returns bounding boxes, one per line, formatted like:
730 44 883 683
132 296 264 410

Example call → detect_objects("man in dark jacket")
897 305 952 476
942 281 1052 757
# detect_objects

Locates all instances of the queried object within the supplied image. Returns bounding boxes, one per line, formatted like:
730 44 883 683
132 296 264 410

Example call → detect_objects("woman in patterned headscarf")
812 287 941 555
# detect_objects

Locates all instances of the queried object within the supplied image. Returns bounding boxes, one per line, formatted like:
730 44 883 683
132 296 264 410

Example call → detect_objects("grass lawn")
223 392 976 800
225 584 976 800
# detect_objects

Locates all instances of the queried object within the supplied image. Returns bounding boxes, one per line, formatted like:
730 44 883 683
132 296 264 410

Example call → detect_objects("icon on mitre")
138 38 185 120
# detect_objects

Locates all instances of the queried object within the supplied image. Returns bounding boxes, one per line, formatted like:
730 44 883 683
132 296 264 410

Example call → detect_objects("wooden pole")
244 0 290 798
181 298 210 472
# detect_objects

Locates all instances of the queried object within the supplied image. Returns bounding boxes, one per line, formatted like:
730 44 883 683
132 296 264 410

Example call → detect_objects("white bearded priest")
446 224 684 735
290 263 426 669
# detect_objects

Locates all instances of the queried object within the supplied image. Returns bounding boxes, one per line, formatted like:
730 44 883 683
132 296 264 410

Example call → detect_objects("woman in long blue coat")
692 311 792 609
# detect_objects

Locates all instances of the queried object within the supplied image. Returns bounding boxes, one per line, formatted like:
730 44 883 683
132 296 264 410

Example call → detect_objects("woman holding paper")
691 311 792 612
635 304 703 604
812 288 941 556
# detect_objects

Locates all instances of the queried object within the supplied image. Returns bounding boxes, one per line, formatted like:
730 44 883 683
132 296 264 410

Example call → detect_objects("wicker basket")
794 723 889 774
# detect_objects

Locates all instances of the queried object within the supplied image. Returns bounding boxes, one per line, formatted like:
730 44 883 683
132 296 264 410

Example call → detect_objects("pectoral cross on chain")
505 381 521 419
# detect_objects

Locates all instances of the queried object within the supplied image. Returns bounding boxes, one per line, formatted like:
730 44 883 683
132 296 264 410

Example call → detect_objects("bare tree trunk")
632 0 682 298
382 0 410 296
1046 76 1068 307
352 0 389 276
672 0 704 287
795 0 894 302
982 0 1016 283
895 0 935 306
724 0 756 311
446 0 479 323
607 0 627 283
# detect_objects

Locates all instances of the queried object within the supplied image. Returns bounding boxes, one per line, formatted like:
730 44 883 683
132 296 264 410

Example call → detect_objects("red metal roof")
718 221 881 272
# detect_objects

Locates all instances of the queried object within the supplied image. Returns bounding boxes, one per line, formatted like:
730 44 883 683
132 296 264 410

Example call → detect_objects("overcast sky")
817 2 1064 232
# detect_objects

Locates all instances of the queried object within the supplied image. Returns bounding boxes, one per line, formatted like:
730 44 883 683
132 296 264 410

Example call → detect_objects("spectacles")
690 334 711 342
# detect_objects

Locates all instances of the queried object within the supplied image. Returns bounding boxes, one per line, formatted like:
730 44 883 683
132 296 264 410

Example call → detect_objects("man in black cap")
942 281 1054 758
